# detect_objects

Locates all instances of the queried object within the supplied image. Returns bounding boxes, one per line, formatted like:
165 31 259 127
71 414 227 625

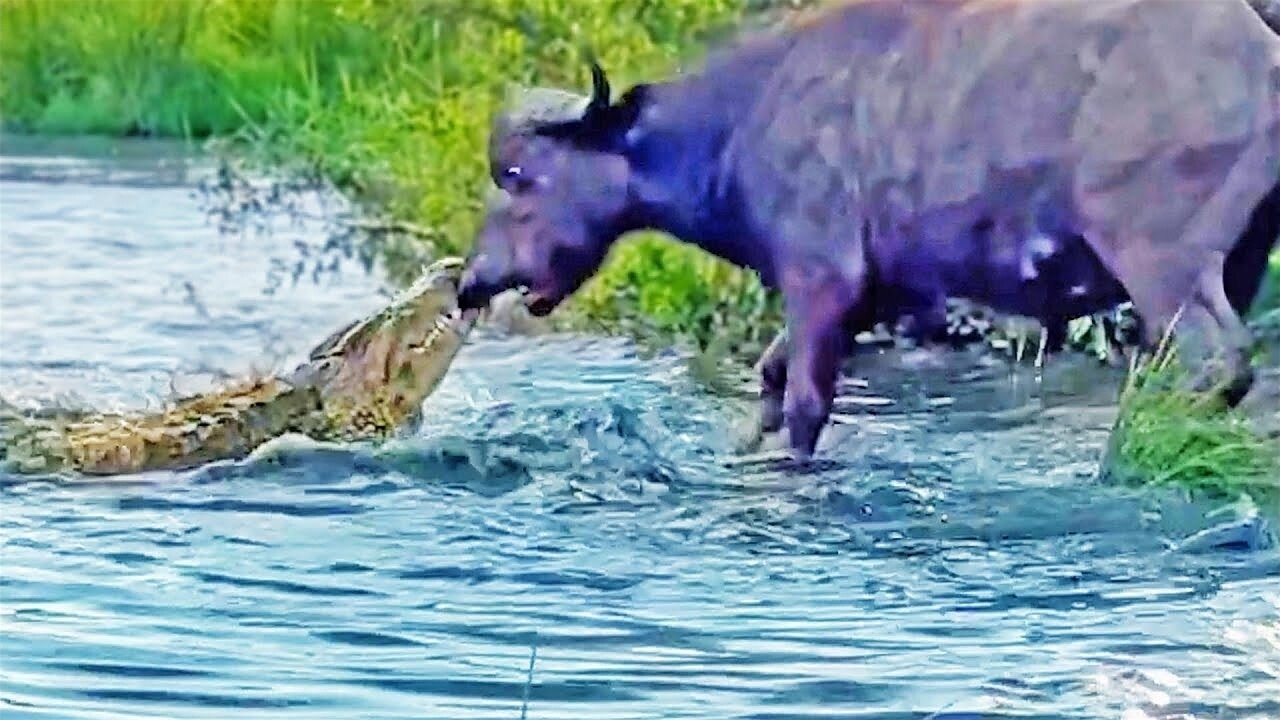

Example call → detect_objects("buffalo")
458 0 1280 462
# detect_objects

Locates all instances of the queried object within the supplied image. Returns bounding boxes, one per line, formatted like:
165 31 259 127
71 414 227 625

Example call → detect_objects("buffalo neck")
617 39 791 288
624 131 766 279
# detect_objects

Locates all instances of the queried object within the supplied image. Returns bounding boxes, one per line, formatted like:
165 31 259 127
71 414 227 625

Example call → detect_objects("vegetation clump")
1101 314 1280 513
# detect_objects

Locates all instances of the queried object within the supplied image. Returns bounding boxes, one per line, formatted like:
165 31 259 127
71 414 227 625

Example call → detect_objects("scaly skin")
0 256 478 477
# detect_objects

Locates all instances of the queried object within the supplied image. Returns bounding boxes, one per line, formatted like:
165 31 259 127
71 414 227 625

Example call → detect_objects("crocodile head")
292 255 480 439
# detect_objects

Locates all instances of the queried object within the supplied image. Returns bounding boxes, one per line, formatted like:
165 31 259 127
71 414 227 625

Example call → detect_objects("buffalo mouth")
525 292 558 317
514 283 562 317
458 270 564 317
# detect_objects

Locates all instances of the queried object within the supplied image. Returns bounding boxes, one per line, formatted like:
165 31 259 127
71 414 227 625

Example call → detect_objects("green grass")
0 0 784 360
1258 249 1280 317
1103 308 1280 513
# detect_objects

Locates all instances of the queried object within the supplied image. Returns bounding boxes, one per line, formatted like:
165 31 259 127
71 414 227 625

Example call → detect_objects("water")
2 136 1278 720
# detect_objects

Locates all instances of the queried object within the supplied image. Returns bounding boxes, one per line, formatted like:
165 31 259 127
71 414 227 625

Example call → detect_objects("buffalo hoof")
1170 312 1255 408
729 412 790 455
1239 375 1280 440
1186 358 1255 409
783 410 825 465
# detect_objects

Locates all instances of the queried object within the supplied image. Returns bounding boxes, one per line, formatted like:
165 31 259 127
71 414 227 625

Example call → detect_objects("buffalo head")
457 63 645 316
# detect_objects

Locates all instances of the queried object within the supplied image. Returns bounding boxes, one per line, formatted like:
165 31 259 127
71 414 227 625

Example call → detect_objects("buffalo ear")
535 90 649 155
530 62 648 153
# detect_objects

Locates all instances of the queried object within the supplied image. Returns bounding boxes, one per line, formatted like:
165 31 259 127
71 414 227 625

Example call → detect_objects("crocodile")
0 256 478 477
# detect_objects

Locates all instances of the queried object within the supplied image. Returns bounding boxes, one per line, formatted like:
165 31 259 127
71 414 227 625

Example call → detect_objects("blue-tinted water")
2 136 1278 720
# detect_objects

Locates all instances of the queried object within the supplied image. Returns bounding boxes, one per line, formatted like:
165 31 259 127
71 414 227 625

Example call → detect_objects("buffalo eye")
502 165 540 193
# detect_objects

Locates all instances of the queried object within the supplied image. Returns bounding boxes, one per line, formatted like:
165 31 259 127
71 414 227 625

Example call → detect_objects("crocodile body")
1 256 477 477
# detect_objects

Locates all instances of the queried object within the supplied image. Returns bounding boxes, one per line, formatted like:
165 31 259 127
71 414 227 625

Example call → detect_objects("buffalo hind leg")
1082 144 1275 406
1182 251 1255 405
1223 178 1280 317
1103 243 1253 407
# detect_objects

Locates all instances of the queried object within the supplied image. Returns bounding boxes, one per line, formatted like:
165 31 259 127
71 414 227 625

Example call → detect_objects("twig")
520 635 538 720
344 217 444 240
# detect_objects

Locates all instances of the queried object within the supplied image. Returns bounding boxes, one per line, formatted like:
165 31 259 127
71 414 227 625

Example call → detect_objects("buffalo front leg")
732 328 789 454
731 329 788 454
1127 250 1254 406
758 329 789 434
1178 251 1256 405
781 265 863 463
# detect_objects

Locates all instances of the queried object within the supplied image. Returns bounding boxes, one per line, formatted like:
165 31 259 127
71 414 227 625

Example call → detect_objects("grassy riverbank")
0 0 786 359
2 0 1277 502
1104 331 1280 514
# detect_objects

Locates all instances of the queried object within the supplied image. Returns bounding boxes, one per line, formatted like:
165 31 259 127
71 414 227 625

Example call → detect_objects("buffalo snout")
457 252 511 312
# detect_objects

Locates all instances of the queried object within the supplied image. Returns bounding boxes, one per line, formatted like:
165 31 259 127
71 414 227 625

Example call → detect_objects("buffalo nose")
456 265 495 312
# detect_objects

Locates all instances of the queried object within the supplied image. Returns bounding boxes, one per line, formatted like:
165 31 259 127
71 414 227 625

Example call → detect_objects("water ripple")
191 571 387 598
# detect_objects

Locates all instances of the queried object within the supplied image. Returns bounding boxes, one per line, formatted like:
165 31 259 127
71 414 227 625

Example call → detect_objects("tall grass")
0 0 784 358
1252 249 1280 338
1103 313 1280 511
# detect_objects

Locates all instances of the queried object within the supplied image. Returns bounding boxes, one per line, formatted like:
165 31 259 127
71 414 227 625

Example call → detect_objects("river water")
1 135 1278 720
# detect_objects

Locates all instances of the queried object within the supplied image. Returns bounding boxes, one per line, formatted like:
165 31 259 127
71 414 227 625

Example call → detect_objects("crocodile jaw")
0 256 481 476
307 256 480 438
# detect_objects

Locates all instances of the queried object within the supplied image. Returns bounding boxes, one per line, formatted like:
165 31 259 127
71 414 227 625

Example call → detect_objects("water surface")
2 136 1278 720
